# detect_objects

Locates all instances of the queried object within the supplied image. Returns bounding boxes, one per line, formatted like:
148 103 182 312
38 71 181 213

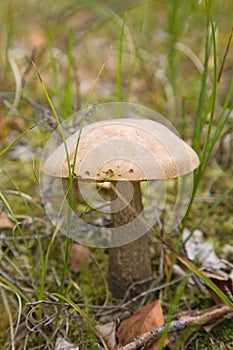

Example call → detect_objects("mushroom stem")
109 181 152 299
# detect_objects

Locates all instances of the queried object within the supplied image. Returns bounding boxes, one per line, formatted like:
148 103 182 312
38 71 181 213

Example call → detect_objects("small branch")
121 277 184 307
117 321 185 350
116 304 233 350
0 91 48 113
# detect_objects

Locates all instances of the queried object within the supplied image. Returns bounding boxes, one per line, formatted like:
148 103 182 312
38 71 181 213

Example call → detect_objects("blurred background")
1 1 232 125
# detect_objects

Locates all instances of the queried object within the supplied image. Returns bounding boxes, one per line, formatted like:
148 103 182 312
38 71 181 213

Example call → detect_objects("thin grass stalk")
62 30 74 119
192 14 212 153
184 185 233 243
116 13 126 103
201 78 233 172
180 97 187 140
0 126 34 157
182 8 232 237
167 0 180 83
198 7 218 175
1 171 46 300
158 275 190 349
31 62 75 297
0 273 30 304
0 191 37 277
47 29 60 102
33 60 106 297
181 2 217 231
125 5 146 102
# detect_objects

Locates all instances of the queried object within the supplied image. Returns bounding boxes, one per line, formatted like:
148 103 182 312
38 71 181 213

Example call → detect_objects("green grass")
180 1 233 224
0 0 233 349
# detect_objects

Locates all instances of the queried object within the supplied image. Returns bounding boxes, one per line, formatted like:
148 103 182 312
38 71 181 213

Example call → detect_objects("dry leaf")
0 211 13 229
69 243 92 273
183 229 225 270
55 337 79 349
202 271 233 304
117 300 166 350
95 322 117 349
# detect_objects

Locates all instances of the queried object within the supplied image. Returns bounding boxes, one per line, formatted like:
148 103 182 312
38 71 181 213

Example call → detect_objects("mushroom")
42 118 199 298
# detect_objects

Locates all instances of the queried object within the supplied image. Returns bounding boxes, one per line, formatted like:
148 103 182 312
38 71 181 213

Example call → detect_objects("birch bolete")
43 118 199 298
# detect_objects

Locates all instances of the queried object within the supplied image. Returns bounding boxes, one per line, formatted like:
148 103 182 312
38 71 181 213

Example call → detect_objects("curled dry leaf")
202 271 233 305
69 243 92 273
117 300 167 350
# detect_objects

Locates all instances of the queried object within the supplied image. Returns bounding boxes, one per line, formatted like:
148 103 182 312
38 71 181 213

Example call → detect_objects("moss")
185 318 233 349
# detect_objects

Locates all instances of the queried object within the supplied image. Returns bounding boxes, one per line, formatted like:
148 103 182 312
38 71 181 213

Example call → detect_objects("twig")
116 304 233 350
121 277 184 307
26 299 131 319
2 190 42 209
120 277 153 305
0 91 48 114
0 91 59 130
0 231 51 241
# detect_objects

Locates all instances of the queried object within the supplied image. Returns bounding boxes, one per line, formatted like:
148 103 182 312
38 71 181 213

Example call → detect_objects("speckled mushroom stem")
109 181 152 299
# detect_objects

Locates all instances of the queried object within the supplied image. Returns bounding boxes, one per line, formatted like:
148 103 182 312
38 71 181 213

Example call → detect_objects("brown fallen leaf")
202 271 233 305
117 304 233 350
0 211 14 229
117 300 166 350
69 243 92 273
196 271 233 331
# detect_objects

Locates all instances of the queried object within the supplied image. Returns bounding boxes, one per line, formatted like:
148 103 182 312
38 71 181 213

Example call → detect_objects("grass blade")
0 126 34 157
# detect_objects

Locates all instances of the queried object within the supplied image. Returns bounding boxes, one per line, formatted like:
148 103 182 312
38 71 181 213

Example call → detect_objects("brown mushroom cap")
42 118 199 181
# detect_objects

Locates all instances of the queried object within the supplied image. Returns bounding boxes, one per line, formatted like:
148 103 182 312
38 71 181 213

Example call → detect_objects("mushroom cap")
42 118 199 181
